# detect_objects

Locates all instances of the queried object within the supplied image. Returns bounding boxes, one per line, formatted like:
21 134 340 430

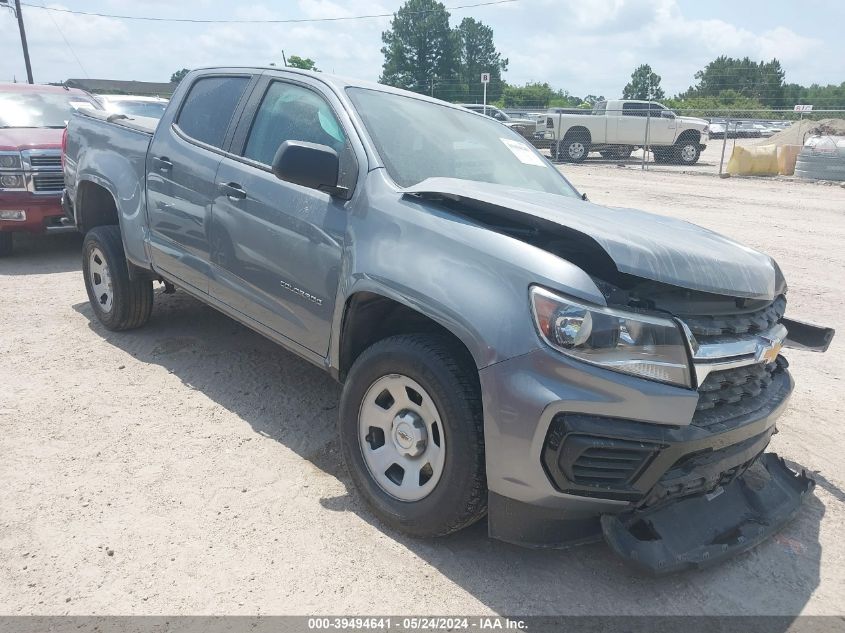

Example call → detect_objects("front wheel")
674 140 701 165
339 334 487 537
82 225 153 331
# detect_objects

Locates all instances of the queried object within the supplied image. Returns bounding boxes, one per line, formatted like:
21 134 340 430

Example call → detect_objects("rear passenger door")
209 76 358 356
616 102 648 144
146 73 255 292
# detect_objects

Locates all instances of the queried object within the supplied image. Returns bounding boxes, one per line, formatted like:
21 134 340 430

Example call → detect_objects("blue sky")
1 0 842 99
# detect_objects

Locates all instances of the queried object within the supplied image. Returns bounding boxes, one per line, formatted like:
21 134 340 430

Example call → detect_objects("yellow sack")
726 145 779 176
777 144 801 176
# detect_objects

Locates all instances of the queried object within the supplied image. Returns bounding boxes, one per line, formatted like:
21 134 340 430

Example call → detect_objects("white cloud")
0 0 833 99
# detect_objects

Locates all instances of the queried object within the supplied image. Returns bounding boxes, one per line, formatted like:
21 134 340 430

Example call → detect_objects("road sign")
480 73 490 84
793 104 813 112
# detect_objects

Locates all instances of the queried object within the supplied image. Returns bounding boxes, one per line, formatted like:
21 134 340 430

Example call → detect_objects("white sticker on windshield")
70 101 95 110
500 137 545 166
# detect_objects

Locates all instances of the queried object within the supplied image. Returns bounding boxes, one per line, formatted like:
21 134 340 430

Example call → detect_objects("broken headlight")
530 286 691 388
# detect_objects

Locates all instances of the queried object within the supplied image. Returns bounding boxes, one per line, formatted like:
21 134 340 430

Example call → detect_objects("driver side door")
208 76 358 356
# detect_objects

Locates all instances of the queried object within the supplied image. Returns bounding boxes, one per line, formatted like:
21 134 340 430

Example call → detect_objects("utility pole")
2 0 34 83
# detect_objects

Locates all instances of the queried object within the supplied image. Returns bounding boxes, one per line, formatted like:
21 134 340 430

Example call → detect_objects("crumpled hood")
402 178 780 300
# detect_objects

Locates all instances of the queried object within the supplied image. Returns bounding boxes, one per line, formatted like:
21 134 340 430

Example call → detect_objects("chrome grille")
29 155 61 169
33 174 64 192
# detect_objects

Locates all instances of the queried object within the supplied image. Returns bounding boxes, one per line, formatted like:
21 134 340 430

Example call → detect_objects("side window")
176 76 250 148
622 102 645 117
243 81 356 189
593 101 607 116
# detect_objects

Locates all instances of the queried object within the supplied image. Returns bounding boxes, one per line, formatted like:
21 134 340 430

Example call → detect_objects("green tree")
622 64 665 101
453 17 508 102
380 0 457 98
581 94 606 107
782 81 845 109
499 82 580 109
682 56 785 107
287 55 319 71
665 91 768 118
170 68 190 83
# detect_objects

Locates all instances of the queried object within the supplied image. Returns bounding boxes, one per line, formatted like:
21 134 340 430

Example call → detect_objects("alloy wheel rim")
681 144 697 162
358 374 446 502
569 142 585 159
88 247 114 313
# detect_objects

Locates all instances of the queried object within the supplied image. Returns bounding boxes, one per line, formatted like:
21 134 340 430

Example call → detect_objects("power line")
39 0 88 78
18 0 518 24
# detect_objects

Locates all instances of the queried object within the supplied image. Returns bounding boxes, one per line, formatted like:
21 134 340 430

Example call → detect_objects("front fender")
330 171 606 370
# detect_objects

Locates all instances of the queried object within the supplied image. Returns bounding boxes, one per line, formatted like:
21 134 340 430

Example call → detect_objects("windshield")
0 91 101 128
348 88 577 197
106 101 168 119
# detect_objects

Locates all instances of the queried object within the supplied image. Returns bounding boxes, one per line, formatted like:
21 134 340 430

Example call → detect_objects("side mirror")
271 140 347 197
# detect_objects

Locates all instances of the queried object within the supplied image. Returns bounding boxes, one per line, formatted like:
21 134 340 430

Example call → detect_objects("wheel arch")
75 178 119 233
676 128 701 145
564 126 592 144
335 289 479 382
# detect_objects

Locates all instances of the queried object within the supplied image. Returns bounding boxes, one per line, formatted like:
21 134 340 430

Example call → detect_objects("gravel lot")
1 166 843 616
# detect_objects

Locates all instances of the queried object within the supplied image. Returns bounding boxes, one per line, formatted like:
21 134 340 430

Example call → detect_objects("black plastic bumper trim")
487 492 603 549
601 453 814 575
542 367 793 502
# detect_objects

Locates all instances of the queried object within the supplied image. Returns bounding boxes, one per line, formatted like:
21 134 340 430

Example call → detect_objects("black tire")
339 334 487 538
0 232 12 257
557 132 590 163
82 225 153 331
673 139 701 165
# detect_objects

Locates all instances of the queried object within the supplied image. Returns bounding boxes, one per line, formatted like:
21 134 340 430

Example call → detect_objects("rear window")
176 76 249 148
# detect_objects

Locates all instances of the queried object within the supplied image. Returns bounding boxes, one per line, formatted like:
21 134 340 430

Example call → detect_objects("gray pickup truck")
62 67 834 574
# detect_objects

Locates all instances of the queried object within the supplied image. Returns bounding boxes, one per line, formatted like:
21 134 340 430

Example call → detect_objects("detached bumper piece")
601 453 814 575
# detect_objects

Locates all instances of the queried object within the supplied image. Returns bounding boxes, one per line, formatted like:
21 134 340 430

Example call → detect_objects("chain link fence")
452 100 845 176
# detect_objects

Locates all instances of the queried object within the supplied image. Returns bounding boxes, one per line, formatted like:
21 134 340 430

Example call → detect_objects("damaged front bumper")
480 344 816 572
602 454 814 574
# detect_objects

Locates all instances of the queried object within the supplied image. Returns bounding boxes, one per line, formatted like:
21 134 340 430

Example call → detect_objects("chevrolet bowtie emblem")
755 335 784 364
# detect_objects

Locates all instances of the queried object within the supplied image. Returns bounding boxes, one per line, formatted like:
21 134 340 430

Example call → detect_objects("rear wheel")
557 132 590 163
82 225 153 331
0 232 12 257
339 334 487 537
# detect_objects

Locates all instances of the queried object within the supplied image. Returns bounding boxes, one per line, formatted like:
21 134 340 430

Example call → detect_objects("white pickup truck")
545 100 708 165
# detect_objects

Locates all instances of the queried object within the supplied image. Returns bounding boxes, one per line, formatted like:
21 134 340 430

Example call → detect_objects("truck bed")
76 108 159 136
64 108 159 268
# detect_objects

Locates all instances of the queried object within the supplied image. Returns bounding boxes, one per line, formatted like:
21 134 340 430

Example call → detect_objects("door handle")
152 156 173 172
219 182 247 201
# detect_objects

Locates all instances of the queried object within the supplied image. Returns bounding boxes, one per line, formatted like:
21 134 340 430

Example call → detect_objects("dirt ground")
1 166 844 616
